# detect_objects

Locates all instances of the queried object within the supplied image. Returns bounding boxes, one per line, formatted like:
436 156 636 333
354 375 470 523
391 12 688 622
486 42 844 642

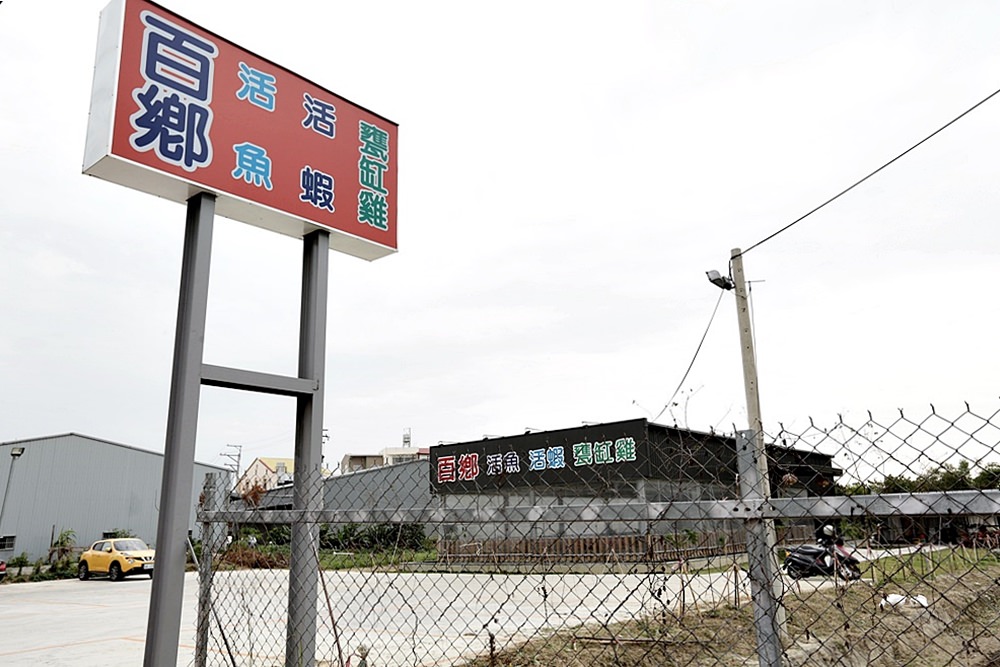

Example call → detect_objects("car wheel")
108 562 123 582
78 562 90 581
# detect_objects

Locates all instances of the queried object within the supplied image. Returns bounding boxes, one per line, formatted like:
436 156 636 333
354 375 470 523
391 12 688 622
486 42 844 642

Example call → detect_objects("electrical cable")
740 84 1000 256
652 288 726 423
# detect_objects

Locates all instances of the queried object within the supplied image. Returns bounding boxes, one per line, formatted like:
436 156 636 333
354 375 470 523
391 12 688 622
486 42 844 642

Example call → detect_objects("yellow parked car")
78 538 155 581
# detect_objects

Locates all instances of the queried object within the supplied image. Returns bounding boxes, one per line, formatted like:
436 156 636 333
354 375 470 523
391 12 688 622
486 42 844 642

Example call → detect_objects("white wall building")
234 457 295 495
0 433 228 561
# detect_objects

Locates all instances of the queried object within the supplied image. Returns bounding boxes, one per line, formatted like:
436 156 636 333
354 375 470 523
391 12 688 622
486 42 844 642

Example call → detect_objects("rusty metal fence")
193 403 1000 666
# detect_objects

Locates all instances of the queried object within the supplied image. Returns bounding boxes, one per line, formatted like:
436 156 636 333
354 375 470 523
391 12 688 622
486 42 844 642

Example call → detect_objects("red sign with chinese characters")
84 0 398 261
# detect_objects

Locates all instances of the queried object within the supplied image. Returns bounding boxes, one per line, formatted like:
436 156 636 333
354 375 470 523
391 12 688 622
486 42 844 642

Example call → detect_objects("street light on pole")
708 248 787 656
0 447 25 535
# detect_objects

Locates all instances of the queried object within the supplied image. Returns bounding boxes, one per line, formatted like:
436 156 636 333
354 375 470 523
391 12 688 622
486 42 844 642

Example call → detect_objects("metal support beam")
201 363 319 396
286 229 329 667
200 487 1000 526
145 192 215 667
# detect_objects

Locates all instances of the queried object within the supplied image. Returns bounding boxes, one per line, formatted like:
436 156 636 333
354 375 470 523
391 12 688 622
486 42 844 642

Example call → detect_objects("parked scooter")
782 525 862 580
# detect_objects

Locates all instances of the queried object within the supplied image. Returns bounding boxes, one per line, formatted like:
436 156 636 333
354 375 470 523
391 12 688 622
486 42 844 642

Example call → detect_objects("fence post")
195 473 224 667
738 429 785 666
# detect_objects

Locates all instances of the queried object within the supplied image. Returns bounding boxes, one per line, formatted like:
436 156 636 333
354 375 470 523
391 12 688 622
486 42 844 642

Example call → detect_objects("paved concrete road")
0 572 199 666
0 566 800 666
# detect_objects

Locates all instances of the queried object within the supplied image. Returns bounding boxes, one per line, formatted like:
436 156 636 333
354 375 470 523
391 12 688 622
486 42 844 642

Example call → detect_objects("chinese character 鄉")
457 453 480 482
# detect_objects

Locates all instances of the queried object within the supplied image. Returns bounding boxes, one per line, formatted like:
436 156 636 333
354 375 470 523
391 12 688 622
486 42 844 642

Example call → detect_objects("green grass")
317 548 438 570
860 545 1000 584
229 544 438 571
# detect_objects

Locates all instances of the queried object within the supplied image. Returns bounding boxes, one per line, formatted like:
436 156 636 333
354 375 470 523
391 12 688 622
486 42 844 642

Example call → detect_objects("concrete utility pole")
730 248 764 451
730 247 787 663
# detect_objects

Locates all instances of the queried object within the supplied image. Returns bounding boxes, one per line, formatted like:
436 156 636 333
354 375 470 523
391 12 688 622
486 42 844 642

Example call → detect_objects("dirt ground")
463 566 1000 667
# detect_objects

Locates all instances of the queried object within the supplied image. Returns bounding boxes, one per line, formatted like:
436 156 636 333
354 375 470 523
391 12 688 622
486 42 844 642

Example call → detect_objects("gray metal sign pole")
145 192 216 667
143 193 329 666
287 229 329 667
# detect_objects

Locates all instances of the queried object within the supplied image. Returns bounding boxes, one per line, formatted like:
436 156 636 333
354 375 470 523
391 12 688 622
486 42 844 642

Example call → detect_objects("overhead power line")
652 289 726 424
740 84 1000 256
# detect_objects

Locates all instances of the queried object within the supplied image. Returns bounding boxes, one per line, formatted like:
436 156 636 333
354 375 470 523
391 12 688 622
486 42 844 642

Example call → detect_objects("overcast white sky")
1 0 998 474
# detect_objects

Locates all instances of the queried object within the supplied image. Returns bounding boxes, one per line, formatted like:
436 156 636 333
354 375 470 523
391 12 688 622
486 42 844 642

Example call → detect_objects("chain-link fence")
193 403 1000 666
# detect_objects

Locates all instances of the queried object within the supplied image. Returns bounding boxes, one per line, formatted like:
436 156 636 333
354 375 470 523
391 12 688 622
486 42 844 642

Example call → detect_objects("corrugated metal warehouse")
0 433 228 561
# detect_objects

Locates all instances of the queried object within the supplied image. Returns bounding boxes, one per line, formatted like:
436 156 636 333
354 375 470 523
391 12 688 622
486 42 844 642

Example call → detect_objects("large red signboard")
84 0 398 260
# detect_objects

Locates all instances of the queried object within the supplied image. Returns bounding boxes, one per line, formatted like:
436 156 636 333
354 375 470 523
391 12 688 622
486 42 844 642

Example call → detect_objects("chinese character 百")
140 11 217 102
485 453 503 476
302 93 337 138
437 456 456 484
232 142 273 190
615 437 637 462
457 453 480 481
300 165 335 212
528 449 547 471
502 451 521 474
359 120 390 162
358 190 388 230
236 62 277 111
547 446 566 469
572 442 593 467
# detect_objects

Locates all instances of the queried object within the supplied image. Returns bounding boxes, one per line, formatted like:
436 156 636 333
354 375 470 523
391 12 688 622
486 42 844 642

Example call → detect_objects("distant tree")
836 481 874 496
918 460 974 491
975 463 1000 490
876 474 918 494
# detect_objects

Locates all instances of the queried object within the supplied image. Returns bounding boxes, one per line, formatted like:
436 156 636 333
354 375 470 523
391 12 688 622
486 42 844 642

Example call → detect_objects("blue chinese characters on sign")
236 62 277 111
130 11 218 171
528 447 567 472
232 142 273 190
302 93 337 138
300 166 335 212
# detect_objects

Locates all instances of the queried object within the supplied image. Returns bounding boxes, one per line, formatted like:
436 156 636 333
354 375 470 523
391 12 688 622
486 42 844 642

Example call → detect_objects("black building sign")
429 418 842 498
430 419 650 494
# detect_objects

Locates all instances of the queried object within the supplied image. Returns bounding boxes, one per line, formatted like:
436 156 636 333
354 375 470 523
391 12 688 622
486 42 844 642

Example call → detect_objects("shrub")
9 552 30 576
104 528 136 539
